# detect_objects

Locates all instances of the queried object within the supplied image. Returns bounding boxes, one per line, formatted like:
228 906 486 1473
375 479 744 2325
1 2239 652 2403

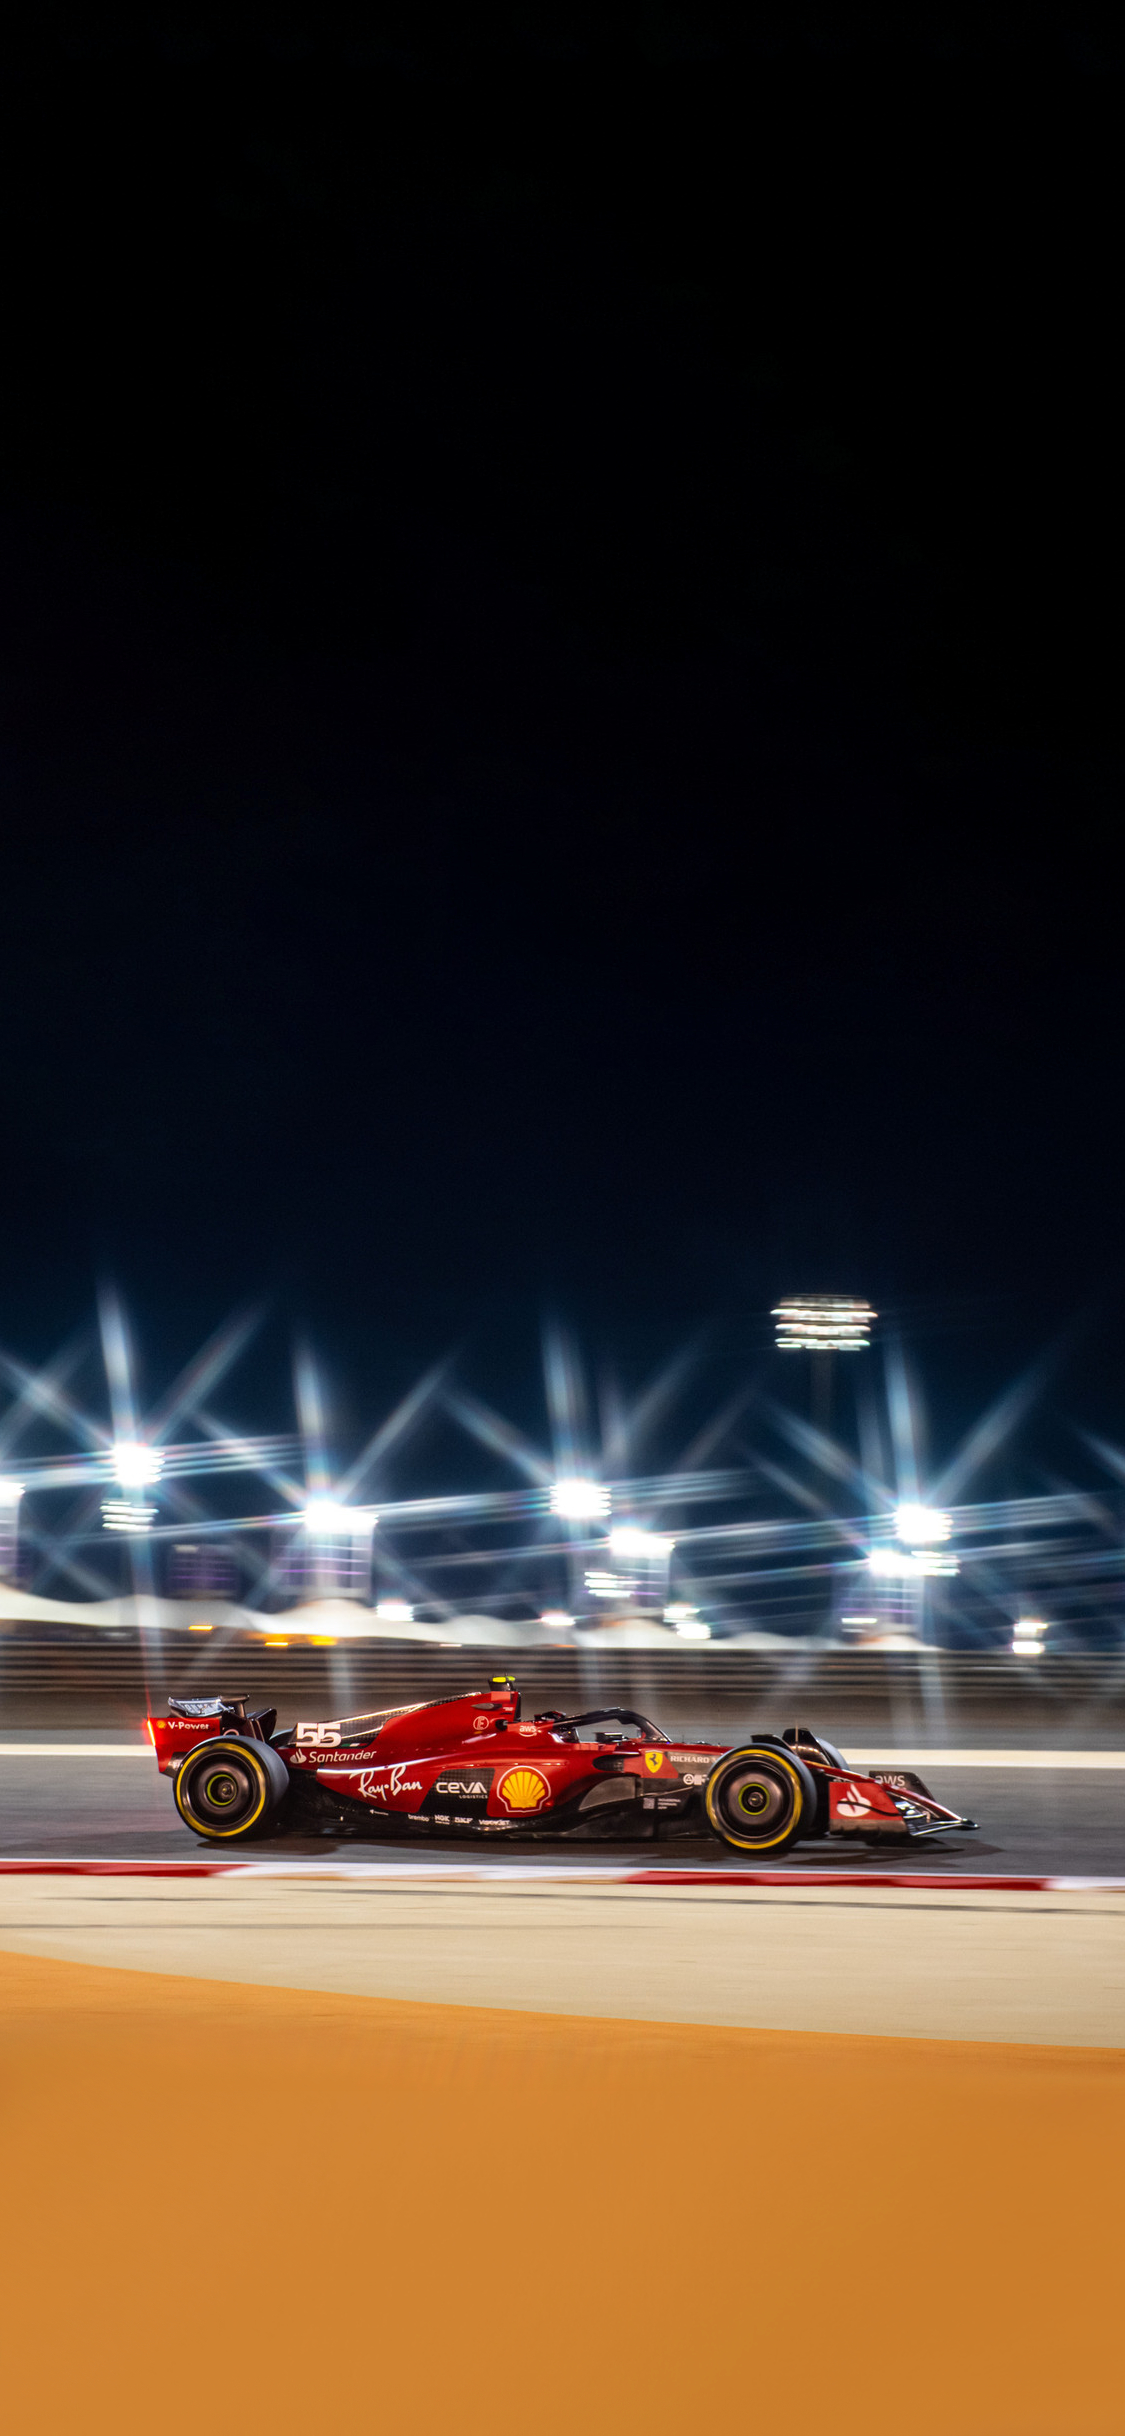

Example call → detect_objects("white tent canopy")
0 1586 559 1644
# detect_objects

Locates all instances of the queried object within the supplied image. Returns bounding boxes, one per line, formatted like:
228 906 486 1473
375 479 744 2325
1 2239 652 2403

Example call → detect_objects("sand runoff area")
2 1867 1123 2434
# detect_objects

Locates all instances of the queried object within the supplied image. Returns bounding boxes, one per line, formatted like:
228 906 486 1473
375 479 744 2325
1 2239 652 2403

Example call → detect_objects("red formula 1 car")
148 1673 977 1854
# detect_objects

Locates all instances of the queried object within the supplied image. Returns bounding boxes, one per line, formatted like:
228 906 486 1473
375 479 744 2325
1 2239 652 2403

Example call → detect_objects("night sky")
1 8 1123 1476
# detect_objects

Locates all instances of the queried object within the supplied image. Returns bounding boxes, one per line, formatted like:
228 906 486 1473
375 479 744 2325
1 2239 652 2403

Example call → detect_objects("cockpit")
534 1707 668 1745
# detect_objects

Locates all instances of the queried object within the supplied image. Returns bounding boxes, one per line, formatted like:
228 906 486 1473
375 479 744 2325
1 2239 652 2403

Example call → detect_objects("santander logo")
835 1781 874 1820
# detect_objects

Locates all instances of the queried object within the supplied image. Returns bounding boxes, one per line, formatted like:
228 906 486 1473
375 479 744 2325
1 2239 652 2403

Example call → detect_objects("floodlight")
303 1497 348 1534
608 1524 674 1560
550 1479 609 1519
1012 1617 1047 1656
101 1498 158 1534
112 1442 163 1488
375 1598 413 1625
0 1479 25 1507
840 1614 879 1641
303 1498 376 1536
584 1569 632 1598
896 1504 951 1545
772 1296 875 1351
665 1602 709 1639
867 1546 958 1579
540 1610 574 1629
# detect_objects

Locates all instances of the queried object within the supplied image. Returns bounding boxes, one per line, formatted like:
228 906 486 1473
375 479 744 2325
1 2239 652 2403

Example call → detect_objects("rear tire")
705 1744 816 1855
173 1736 289 1843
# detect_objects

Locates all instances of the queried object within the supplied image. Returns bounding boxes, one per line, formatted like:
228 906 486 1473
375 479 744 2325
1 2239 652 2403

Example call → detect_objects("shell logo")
497 1765 551 1813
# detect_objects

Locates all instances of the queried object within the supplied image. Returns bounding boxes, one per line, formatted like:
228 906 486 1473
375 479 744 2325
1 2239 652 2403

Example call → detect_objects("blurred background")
1 13 1123 1737
4 1287 1125 1758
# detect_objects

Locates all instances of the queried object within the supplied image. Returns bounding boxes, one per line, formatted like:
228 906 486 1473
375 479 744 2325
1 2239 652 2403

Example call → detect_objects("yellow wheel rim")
705 1750 804 1851
173 1740 269 1840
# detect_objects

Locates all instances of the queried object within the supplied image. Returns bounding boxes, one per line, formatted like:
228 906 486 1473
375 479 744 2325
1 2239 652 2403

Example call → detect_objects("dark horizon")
3 11 1123 1477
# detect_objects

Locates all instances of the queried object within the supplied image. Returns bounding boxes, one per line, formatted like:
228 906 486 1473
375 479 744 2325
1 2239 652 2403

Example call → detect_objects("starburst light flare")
111 1442 164 1488
551 1478 609 1519
895 1503 951 1545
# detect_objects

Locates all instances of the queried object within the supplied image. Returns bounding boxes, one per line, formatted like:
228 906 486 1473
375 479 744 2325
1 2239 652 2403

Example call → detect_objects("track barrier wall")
4 1636 1125 1741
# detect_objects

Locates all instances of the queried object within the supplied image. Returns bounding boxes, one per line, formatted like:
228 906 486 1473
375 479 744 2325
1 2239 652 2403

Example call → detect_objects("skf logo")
497 1766 551 1813
644 1750 665 1775
295 1722 342 1747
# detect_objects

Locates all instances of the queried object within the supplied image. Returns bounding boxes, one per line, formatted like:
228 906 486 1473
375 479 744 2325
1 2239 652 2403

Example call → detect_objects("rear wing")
147 1696 277 1773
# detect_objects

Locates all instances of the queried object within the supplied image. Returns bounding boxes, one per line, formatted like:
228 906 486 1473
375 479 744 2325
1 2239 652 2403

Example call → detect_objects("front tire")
173 1735 289 1843
705 1744 816 1855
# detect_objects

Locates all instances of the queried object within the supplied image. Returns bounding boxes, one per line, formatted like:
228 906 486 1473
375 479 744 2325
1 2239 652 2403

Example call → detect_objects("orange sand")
1 1948 1121 2434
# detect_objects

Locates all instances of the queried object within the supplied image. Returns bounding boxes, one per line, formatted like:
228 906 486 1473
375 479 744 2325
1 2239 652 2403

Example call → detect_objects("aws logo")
497 1765 551 1813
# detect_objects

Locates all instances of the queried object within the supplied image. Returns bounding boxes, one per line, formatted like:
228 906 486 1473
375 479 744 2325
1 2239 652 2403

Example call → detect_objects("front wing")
835 1766 977 1839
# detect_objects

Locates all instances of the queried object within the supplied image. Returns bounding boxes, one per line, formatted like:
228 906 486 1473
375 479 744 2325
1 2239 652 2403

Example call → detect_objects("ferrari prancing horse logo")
644 1750 665 1774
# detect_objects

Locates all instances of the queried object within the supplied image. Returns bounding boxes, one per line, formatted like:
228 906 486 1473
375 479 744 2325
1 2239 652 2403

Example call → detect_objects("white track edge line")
4 1857 1125 1892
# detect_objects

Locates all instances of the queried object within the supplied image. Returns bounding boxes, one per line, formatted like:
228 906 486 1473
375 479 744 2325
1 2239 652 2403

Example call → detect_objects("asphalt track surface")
1 1737 1123 1873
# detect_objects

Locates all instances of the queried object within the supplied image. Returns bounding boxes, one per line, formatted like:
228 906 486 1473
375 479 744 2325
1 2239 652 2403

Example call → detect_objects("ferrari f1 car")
148 1674 977 1853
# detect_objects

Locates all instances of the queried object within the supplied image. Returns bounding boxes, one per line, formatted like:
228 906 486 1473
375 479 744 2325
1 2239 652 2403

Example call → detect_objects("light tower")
864 1504 958 1646
550 1477 609 1623
0 1479 24 1582
772 1294 875 1430
101 1441 164 1539
295 1500 378 1600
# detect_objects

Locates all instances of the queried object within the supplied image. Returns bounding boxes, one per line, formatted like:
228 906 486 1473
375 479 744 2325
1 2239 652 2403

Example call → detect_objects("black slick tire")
173 1735 289 1843
704 1743 816 1856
